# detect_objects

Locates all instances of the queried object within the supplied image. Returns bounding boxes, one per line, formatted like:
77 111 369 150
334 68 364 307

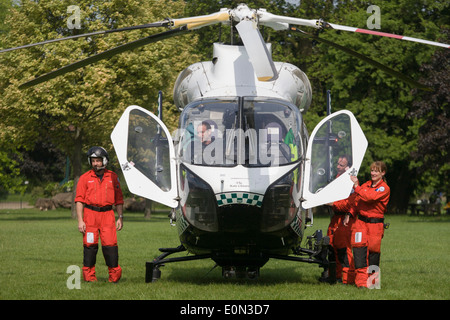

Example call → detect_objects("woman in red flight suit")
344 161 390 288
75 146 124 283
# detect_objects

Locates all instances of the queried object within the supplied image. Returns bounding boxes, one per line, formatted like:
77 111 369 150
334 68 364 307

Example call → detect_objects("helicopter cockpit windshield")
179 97 302 167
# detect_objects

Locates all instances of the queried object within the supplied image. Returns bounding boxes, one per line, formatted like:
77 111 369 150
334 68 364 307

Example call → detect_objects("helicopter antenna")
326 90 332 184
157 90 163 121
326 90 332 116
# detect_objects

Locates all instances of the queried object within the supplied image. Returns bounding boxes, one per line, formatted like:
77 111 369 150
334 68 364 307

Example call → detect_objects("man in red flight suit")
344 161 390 288
331 191 357 284
75 146 124 283
326 155 356 284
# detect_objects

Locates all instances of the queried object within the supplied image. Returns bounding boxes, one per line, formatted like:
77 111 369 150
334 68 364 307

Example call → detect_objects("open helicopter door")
302 110 367 209
111 105 178 208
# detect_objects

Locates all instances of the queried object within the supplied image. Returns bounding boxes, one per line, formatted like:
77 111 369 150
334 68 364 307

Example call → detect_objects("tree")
0 149 25 196
299 0 448 212
409 30 449 200
0 0 199 216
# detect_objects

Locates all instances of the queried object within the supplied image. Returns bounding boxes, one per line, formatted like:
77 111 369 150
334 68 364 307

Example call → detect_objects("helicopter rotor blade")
289 26 431 91
19 26 189 89
236 20 278 81
172 9 230 30
2 10 232 55
0 21 171 54
325 23 450 49
258 11 449 49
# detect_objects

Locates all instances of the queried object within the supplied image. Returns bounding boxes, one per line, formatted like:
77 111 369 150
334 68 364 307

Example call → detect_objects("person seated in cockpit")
196 121 213 146
181 121 214 164
190 121 220 165
263 122 292 165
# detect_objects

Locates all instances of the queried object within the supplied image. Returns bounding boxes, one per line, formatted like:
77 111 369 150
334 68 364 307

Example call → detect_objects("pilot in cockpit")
196 121 213 146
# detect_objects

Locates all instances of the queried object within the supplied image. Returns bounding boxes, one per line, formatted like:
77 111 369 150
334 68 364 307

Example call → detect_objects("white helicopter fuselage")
172 43 312 240
173 43 312 112
111 41 367 265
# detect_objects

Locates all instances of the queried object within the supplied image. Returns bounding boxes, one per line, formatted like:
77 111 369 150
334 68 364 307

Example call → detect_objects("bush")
30 180 74 205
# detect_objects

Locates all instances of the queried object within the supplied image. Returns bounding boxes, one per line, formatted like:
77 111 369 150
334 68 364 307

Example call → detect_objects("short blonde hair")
370 161 387 182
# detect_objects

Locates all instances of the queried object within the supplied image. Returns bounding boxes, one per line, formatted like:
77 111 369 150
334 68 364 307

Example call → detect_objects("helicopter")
2 4 448 282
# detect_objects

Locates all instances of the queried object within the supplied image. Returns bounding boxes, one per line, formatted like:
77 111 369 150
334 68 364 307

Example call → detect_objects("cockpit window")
178 97 302 167
243 99 301 167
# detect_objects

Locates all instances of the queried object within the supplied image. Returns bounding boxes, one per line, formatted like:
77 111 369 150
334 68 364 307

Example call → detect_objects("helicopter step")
145 245 212 282
222 266 260 280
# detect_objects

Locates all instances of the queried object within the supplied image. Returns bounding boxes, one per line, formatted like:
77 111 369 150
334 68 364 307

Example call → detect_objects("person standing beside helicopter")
344 161 390 288
325 155 357 284
75 146 124 283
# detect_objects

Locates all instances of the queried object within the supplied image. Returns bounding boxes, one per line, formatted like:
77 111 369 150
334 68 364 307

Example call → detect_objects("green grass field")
0 208 449 300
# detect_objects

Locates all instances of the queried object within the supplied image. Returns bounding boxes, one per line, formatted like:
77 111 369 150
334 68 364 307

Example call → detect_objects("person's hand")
78 221 86 234
343 214 350 226
350 175 358 187
116 218 123 231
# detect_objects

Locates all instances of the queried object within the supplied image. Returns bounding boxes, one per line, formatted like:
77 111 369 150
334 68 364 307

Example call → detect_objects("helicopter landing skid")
288 229 336 284
145 245 211 282
145 231 333 283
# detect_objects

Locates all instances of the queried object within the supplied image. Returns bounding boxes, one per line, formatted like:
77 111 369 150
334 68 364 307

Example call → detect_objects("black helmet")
87 146 109 167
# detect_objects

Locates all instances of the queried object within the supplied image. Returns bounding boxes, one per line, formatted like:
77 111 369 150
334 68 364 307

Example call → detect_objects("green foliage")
0 0 448 210
0 0 200 178
28 180 72 204
298 0 448 210
0 151 25 195
408 37 449 197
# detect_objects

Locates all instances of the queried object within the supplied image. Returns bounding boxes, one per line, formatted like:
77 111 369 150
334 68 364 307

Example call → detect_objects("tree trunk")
388 162 412 214
144 199 152 219
71 130 83 219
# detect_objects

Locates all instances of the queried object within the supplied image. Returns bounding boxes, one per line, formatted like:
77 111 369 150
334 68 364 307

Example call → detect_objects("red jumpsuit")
328 191 357 284
349 179 390 288
75 169 124 282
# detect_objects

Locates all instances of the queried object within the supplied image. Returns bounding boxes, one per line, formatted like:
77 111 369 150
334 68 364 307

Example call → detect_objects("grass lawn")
0 208 449 301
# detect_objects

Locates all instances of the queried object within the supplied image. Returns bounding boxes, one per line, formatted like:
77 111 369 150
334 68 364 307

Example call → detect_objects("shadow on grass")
405 215 450 223
154 262 323 286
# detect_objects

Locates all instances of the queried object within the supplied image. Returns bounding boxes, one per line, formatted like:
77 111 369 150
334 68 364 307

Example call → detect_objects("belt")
85 204 113 212
358 215 384 224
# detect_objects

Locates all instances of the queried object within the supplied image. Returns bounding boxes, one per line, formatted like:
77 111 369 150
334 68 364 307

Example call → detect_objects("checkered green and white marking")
216 192 263 207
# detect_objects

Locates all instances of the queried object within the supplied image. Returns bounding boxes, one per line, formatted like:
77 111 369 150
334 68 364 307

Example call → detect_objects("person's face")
370 167 385 184
197 124 211 144
336 157 349 175
91 157 104 171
